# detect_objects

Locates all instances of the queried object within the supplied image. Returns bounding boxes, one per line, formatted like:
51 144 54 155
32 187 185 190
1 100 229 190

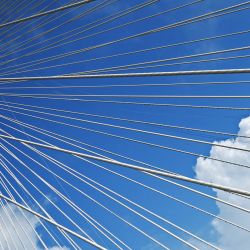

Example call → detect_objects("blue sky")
0 0 250 249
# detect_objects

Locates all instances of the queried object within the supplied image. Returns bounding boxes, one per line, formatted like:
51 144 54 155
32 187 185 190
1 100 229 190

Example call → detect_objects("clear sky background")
0 0 250 249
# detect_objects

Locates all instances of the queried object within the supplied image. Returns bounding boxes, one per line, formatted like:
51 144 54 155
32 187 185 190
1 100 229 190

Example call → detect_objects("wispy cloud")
0 203 69 249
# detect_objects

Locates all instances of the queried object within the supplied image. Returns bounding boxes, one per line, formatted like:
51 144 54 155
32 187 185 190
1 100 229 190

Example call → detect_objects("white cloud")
194 116 250 250
0 203 69 250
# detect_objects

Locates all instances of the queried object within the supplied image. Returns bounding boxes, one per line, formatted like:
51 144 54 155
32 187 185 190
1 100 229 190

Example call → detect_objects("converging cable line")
0 0 96 29
3 26 250 76
0 133 169 249
1 134 250 196
1 0 59 41
0 0 118 52
1 100 249 139
1 1 249 72
4 43 250 77
0 137 124 248
0 168 76 249
74 44 250 75
0 0 158 59
0 102 249 153
0 174 51 249
2 116 250 218
1 0 250 248
0 155 131 250
0 194 106 250
1 107 249 171
2 93 250 98
3 113 250 218
2 94 250 111
1 68 250 81
2 113 250 233
0 138 133 250
0 80 250 89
